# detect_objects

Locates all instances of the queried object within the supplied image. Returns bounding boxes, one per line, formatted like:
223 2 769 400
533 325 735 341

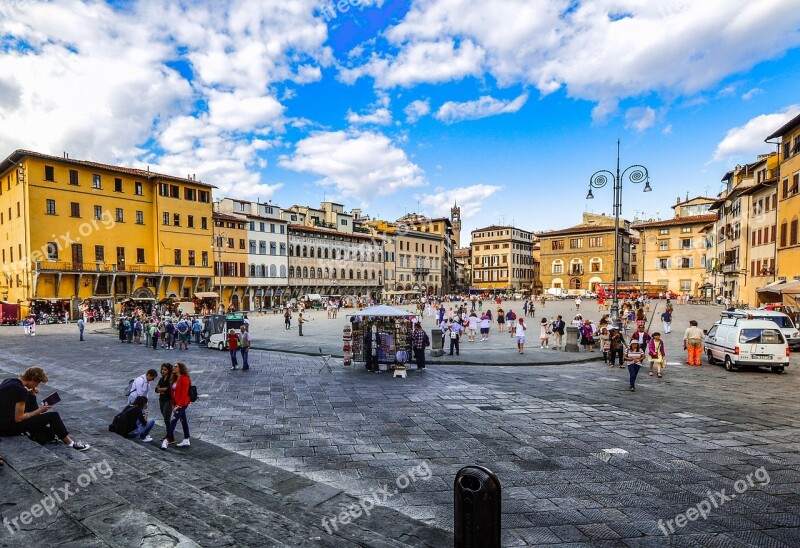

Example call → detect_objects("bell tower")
450 201 462 248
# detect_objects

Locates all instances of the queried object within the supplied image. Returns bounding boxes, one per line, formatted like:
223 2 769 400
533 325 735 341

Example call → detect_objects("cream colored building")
470 225 536 294
633 197 716 297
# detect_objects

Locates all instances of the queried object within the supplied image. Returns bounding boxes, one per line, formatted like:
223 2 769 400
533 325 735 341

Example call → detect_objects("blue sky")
1 0 800 240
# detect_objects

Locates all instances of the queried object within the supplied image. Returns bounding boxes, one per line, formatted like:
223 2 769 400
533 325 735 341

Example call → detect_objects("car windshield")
739 329 784 345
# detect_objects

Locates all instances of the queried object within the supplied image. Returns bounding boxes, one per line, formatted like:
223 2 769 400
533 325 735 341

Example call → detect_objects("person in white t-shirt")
479 313 491 341
467 312 479 342
515 318 527 354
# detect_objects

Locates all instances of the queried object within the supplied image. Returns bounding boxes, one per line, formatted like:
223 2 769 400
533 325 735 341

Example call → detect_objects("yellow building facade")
0 150 214 319
212 211 250 311
470 225 536 294
766 115 800 285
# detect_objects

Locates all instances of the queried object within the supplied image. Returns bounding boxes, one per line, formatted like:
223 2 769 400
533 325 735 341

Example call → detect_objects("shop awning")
757 280 794 295
195 292 219 299
348 304 413 317
178 302 196 315
29 298 70 302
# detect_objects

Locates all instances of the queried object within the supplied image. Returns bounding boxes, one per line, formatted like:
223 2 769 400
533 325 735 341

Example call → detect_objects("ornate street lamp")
587 139 651 328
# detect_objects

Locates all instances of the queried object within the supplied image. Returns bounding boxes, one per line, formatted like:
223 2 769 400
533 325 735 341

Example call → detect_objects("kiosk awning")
195 292 219 299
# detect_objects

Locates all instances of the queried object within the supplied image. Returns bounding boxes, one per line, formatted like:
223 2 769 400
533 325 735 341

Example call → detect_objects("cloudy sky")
1 0 799 238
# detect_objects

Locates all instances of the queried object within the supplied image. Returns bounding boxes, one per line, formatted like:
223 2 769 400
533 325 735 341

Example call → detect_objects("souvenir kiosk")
346 305 414 376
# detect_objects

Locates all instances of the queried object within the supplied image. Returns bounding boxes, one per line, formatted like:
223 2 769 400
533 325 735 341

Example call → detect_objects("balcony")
569 267 584 276
721 263 740 274
412 267 430 276
36 261 160 274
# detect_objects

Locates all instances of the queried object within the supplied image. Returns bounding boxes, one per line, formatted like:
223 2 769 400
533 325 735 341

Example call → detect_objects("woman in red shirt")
161 362 191 449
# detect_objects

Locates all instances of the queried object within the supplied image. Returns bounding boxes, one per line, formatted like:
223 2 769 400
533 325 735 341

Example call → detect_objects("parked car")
704 318 791 373
207 314 245 350
721 309 800 350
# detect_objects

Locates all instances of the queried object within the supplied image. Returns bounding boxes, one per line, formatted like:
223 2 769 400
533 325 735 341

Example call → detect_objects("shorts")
179 334 189 342
468 328 477 335
516 336 525 345
480 328 489 335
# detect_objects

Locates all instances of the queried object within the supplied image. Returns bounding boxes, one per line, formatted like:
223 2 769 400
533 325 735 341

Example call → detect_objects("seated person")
0 367 90 451
109 396 155 442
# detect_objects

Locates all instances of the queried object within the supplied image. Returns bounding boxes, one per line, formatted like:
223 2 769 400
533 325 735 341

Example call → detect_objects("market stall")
81 296 113 322
29 298 71 323
194 292 219 315
119 297 156 316
347 305 414 372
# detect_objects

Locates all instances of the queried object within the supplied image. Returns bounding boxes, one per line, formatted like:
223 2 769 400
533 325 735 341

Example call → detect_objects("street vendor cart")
346 305 414 373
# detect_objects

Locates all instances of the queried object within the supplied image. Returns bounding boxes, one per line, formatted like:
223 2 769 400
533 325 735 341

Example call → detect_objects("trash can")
454 465 501 548
565 326 580 352
431 329 443 357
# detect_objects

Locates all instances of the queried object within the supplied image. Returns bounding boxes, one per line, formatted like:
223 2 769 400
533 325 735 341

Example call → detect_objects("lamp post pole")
587 139 651 328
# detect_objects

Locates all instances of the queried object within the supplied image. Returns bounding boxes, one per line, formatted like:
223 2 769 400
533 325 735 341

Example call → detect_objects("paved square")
2 301 800 545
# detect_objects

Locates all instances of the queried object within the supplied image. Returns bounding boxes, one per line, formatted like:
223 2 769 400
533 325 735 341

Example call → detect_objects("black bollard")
454 465 501 548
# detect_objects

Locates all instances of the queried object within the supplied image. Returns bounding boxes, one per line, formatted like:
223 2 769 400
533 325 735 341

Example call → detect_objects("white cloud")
417 184 501 219
713 105 800 162
346 108 392 125
742 87 763 101
279 130 425 204
624 106 656 132
0 0 332 199
435 93 528 124
404 99 430 123
662 124 673 135
343 0 800 119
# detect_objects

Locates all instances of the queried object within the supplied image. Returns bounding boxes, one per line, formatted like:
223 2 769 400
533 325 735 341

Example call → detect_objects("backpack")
188 385 198 403
108 405 134 436
124 378 135 397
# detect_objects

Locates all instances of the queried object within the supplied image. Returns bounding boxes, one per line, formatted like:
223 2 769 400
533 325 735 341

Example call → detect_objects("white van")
721 309 800 350
704 318 791 373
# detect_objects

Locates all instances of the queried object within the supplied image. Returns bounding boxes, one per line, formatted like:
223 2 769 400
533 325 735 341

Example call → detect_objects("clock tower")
450 201 462 249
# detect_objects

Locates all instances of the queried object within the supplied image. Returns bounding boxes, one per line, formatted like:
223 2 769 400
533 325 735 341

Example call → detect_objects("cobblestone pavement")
2 304 800 545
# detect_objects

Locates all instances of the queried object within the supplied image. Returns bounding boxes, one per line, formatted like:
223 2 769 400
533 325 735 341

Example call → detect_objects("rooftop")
633 213 718 229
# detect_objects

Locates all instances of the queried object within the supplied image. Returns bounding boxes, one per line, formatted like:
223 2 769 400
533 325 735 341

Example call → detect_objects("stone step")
1 385 451 547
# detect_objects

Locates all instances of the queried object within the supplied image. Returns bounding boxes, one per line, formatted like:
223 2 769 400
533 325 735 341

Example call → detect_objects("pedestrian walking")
161 362 192 449
598 327 610 364
683 320 704 366
661 309 672 334
77 317 85 341
227 329 240 369
516 317 527 353
580 320 595 352
506 309 516 336
298 313 306 336
625 341 645 391
648 332 667 378
447 320 462 356
575 297 582 311
239 325 251 371
127 369 157 405
411 322 429 370
284 308 291 330
497 308 505 333
609 327 626 367
467 312 478 342
479 313 491 341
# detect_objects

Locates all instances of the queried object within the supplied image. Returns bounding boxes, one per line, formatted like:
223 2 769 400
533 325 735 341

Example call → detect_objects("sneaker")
230 365 237 370
630 386 636 391
72 441 91 451
176 439 190 447
142 436 153 443
161 439 168 450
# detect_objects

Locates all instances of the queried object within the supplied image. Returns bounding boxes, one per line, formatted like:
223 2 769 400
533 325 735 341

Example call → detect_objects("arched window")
589 257 602 273
324 248 329 259
324 267 330 279
331 268 337 279
349 269 353 279
315 268 321 278
310 247 315 258
270 265 277 277
295 245 301 257
259 265 266 277
341 269 345 279
371 270 376 280
303 267 308 278
570 259 583 276
249 264 256 276
279 265 286 278
552 259 564 274
302 246 308 258
331 249 337 260
289 266 295 278
356 270 361 280
310 268 316 278
569 278 582 289
317 247 322 258
363 269 368 280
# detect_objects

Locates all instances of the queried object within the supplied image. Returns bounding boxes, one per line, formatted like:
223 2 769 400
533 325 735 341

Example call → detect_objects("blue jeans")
129 418 155 439
627 363 641 388
241 347 249 370
230 348 238 367
166 407 189 441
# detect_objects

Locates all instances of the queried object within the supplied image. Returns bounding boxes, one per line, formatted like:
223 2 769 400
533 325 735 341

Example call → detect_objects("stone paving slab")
2 315 800 545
